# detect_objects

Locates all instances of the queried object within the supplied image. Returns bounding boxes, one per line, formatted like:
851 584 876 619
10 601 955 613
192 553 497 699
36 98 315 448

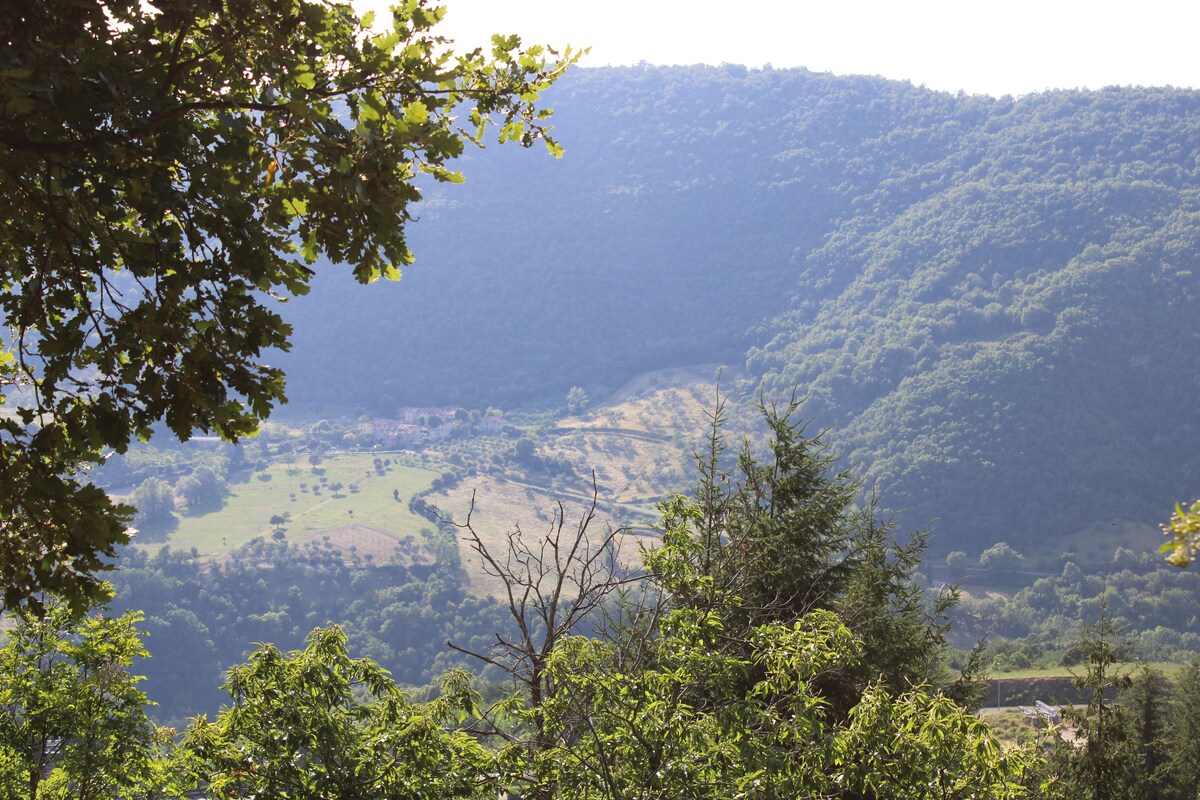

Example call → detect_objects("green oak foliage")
0 0 577 612
184 626 492 800
1161 499 1200 568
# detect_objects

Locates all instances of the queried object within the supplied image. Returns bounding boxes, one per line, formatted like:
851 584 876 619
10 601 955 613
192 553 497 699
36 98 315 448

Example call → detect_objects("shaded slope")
277 66 979 409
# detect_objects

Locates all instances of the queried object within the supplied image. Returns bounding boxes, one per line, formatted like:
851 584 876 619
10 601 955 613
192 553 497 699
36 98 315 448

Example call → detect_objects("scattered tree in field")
269 512 291 536
566 386 589 414
131 477 177 532
175 465 226 511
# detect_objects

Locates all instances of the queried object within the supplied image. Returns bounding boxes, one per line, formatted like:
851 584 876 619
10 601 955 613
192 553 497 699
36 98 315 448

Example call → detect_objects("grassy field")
151 453 442 561
990 662 1187 681
548 365 736 504
560 365 724 436
427 473 657 597
123 366 732 594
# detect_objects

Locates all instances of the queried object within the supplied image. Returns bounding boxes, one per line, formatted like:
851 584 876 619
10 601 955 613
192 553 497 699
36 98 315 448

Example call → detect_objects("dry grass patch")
429 475 655 599
560 365 723 435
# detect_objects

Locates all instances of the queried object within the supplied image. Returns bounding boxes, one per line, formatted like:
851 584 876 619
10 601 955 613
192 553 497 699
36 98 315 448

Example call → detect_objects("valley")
7 5 1200 796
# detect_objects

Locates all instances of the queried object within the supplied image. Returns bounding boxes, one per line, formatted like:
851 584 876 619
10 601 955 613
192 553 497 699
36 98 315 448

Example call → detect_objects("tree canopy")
0 0 577 611
185 627 490 800
0 597 181 800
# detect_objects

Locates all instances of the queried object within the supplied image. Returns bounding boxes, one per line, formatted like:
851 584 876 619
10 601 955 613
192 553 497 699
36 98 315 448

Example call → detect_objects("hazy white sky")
359 0 1200 97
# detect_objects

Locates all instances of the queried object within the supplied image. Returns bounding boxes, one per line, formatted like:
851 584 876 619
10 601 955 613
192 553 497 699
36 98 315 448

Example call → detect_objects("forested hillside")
282 66 980 410
277 66 1200 554
751 88 1200 552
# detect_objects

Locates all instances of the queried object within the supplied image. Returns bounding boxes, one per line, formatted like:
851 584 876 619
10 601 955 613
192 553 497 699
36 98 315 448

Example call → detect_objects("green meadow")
152 453 441 557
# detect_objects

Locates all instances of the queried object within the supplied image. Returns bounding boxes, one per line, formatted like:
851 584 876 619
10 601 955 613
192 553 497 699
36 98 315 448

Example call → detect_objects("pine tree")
1054 606 1138 800
1164 657 1200 799
1122 665 1171 800
654 394 967 720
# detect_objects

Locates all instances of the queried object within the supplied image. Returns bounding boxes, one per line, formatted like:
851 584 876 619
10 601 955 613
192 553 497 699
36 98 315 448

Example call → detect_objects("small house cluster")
355 408 507 448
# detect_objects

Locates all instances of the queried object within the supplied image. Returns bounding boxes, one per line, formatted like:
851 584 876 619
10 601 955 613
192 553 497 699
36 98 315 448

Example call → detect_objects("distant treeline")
951 547 1200 669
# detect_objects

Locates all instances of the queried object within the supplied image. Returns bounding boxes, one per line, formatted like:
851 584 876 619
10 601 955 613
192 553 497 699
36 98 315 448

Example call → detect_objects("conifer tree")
1164 657 1200 799
653 394 971 719
1052 608 1138 800
1121 665 1171 800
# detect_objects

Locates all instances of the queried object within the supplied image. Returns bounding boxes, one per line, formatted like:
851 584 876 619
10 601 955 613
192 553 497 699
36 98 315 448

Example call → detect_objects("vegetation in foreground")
5 404 1200 799
80 376 1200 729
0 405 1044 799
3 3 1197 799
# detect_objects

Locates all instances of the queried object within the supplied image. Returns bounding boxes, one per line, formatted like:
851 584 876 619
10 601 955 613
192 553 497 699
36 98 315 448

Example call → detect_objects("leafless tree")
445 474 662 796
